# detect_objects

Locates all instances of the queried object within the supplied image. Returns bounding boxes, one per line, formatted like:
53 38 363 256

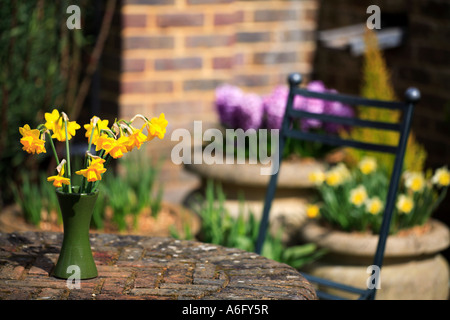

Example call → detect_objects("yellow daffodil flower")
52 119 80 142
84 116 109 145
125 125 147 151
76 158 107 182
19 124 46 154
95 134 113 152
365 197 383 215
306 204 320 219
396 194 414 214
404 171 425 192
47 165 70 187
44 109 61 132
146 113 168 141
100 136 128 159
350 185 368 207
334 163 351 180
358 157 377 175
325 170 342 186
432 167 450 187
325 163 351 187
44 109 80 141
308 170 325 185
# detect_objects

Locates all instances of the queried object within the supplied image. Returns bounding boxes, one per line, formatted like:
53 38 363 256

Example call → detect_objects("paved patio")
0 231 317 300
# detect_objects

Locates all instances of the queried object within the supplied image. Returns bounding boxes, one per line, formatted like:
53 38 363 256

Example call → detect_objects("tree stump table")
0 231 317 300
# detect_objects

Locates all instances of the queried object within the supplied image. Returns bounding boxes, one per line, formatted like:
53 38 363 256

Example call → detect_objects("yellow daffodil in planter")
305 157 448 234
301 157 450 299
19 109 168 279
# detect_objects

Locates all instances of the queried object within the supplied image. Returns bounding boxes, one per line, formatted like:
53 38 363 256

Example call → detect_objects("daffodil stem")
92 153 111 192
81 123 97 193
64 119 72 193
47 134 60 166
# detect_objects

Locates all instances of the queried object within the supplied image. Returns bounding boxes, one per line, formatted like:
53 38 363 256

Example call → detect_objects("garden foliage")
178 181 325 269
0 1 94 204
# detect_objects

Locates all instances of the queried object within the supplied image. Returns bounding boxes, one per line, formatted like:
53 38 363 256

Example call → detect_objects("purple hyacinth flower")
263 86 289 130
235 93 264 131
324 89 355 134
300 81 327 131
215 84 244 128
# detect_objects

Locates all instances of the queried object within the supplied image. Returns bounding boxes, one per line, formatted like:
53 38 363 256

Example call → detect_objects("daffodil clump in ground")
306 157 449 234
19 109 168 194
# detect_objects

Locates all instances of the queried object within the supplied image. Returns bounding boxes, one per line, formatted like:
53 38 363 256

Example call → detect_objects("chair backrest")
255 73 420 297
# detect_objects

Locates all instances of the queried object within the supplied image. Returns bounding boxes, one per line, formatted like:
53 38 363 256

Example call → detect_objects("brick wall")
312 0 450 231
100 0 320 203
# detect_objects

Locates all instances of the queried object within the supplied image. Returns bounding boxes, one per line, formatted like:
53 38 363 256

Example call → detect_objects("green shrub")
342 29 427 173
1 1 94 203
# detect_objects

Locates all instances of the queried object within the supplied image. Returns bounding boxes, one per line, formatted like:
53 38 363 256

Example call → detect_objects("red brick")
183 79 224 91
164 270 193 284
233 74 271 87
156 13 204 28
4 288 36 300
123 36 174 50
36 288 65 300
122 58 146 72
214 11 244 25
236 31 271 43
213 56 233 69
233 53 245 66
134 273 159 288
185 34 234 48
121 81 173 94
282 29 315 42
254 9 298 22
122 14 147 28
154 57 202 71
253 51 297 65
102 277 128 294
154 100 205 115
0 265 25 280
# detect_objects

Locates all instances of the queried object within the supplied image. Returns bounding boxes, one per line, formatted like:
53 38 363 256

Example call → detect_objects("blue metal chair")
255 73 420 300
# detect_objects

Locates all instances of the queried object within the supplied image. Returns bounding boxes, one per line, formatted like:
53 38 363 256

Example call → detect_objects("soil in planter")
0 203 200 239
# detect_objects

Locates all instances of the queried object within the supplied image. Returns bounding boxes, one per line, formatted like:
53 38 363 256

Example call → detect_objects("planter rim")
299 219 450 258
184 150 326 188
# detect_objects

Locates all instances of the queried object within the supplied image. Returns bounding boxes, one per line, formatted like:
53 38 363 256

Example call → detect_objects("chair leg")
255 171 281 254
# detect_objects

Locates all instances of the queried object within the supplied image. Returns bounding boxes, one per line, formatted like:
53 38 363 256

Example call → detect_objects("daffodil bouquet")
306 157 449 234
19 109 168 194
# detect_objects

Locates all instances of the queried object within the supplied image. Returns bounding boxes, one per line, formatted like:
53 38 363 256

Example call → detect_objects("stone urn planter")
184 150 326 244
298 219 450 300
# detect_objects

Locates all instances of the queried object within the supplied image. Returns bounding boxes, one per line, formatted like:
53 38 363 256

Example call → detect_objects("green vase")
52 187 99 279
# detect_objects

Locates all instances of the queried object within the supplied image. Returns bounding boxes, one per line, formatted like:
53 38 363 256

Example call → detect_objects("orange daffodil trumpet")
20 108 168 194
124 125 147 151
